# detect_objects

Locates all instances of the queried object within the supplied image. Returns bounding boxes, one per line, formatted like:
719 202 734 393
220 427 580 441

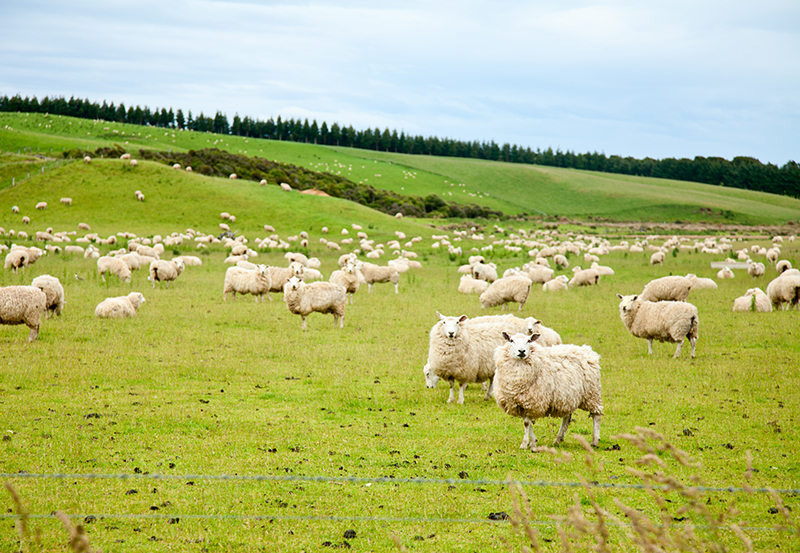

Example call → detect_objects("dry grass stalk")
55 511 96 553
5 481 40 553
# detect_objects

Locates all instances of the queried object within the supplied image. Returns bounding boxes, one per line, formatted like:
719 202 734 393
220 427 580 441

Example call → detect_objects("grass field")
0 116 799 551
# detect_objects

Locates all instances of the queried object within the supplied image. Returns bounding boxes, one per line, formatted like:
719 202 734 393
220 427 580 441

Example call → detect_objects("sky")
1 0 798 165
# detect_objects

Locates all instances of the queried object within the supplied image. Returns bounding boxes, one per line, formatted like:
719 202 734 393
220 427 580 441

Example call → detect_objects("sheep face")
436 312 468 340
501 331 541 359
423 363 440 388
284 276 304 292
617 294 639 315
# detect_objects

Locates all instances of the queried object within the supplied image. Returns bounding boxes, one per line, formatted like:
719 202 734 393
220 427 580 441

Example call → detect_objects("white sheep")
590 261 614 276
776 260 792 274
149 259 185 288
732 288 772 312
95 292 146 318
35 202 47 210
5 249 29 272
747 261 766 279
173 255 203 267
0 285 47 342
458 274 489 294
265 262 306 300
22 216 30 225
471 314 562 347
617 294 699 358
60 197 72 206
285 252 310 267
479 275 532 311
471 263 498 283
30 275 65 318
685 273 718 290
717 266 735 279
83 156 91 164
542 275 569 292
493 332 603 450
280 182 292 191
329 264 360 303
97 256 132 283
650 251 665 265
283 276 346 330
765 271 800 310
526 265 555 284
568 267 600 288
639 275 693 302
121 153 132 160
130 159 138 167
359 262 400 293
553 254 569 269
78 222 91 231
223 265 272 302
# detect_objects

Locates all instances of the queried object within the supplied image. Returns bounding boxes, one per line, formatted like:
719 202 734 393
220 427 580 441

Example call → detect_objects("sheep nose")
516 350 526 358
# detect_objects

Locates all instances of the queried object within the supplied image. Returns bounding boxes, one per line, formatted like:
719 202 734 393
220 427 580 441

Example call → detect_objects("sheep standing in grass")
747 262 766 279
493 332 603 450
479 275 532 311
266 262 306 300
283 276 346 330
617 294 699 358
35 202 47 210
30 275 65 318
359 262 400 293
329 264 360 303
97 256 132 283
569 267 600 288
223 265 272 302
5 249 29 272
732 288 772 312
639 275 693 302
472 314 562 347
149 259 185 288
776 260 792 274
650 251 665 265
0 285 47 342
765 272 800 311
95 292 146 318
471 263 498 283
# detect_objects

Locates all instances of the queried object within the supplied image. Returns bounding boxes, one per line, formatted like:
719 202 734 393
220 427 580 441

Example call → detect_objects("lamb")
149 259 185 288
479 275 532 311
359 262 400 293
95 292 146 318
280 182 292 191
542 275 569 292
223 265 272 302
329 264 360 303
765 272 800 310
639 275 693 302
732 288 772 312
97 256 132 283
747 261 766 279
458 274 489 294
568 267 600 288
283 276 346 330
266 262 306 300
717 266 735 279
0 286 47 342
617 294 699 358
173 255 203 266
30 275 65 318
493 332 603 450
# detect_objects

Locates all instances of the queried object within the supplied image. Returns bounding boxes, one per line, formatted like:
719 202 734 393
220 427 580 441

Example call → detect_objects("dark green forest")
3 93 798 198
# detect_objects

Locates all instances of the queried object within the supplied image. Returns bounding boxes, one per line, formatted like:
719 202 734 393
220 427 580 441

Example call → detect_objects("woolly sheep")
732 288 772 312
329 264 360 304
617 294 699 358
35 202 47 210
30 275 65 318
0 285 47 342
60 197 72 206
493 332 603 449
130 159 138 167
280 182 292 191
472 314 562 347
765 272 800 310
78 222 91 231
747 261 766 279
149 259 185 288
223 265 272 302
265 262 306 300
776 260 792 274
590 261 614 276
22 216 30 225
283 276 346 330
650 251 665 265
95 292 146 318
717 266 735 279
686 274 718 290
553 254 569 269
542 275 569 292
83 156 91 164
121 153 132 160
471 263 498 283
285 252 310 267
97 256 132 283
458 274 489 294
5 249 29 272
568 267 600 288
639 275 693 302
173 255 202 267
526 265 555 284
359 262 400 293
479 275 532 311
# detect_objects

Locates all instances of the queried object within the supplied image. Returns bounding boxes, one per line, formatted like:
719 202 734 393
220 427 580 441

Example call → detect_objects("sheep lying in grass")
639 275 693 302
30 275 65 318
542 275 569 292
0 285 47 342
479 275 532 311
283 276 346 330
732 288 772 312
617 294 699 358
359 262 400 293
97 256 132 283
686 273 717 290
458 274 489 294
149 259 185 288
765 271 800 311
95 292 146 318
223 265 272 302
493 332 603 450
717 266 734 279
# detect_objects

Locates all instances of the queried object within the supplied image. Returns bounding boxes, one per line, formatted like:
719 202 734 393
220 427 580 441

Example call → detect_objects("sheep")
130 159 138 167
732 288 772 312
776 260 792 274
617 294 699 358
471 263 498 283
458 274 489 294
280 182 292 191
526 265 555 284
553 254 569 269
285 252 310 267
230 173 238 179
22 216 30 225
493 332 603 449
329 264 360 303
83 156 91 164
35 202 47 210
590 261 615 276
0 286 47 342
359 262 400 293
223 265 272 302
765 272 800 311
471 314 562 347
121 153 132 160
747 261 766 279
686 273 718 290
95 292 146 318
542 275 569 292
650 251 665 265
639 275 693 302
30 275 65 318
173 255 202 267
569 267 600 288
479 275 532 311
283 276 346 330
60 197 72 206
4 249 29 273
78 222 91 231
97 256 132 283
717 266 735 279
136 192 145 202
149 259 185 288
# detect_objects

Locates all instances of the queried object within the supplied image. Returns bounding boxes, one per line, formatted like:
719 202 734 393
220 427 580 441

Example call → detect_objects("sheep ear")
502 331 512 342
616 293 624 299
528 333 541 343
458 315 469 323
633 295 638 301
437 311 445 321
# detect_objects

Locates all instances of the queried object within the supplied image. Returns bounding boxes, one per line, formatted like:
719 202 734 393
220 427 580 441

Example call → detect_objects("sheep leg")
266 291 272 301
394 282 399 294
368 283 374 293
26 325 40 343
339 313 344 329
554 413 572 445
521 417 537 450
457 382 468 405
591 413 601 447
647 339 654 355
689 337 696 358
483 378 494 400
674 340 684 359
301 316 308 330
447 382 456 403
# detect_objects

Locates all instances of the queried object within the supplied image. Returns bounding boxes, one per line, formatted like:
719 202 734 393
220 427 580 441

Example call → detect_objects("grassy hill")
2 111 800 226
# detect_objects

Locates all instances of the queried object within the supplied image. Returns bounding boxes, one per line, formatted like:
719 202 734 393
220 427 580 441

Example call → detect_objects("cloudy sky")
1 1 798 164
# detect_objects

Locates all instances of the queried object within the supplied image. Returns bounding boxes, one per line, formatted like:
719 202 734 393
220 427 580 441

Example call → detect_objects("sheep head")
501 331 541 359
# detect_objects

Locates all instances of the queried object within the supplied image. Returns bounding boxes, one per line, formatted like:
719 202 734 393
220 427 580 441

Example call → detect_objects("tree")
176 109 185 129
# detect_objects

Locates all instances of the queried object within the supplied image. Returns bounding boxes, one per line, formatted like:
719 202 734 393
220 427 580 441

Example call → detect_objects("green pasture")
0 158 799 550
2 112 800 226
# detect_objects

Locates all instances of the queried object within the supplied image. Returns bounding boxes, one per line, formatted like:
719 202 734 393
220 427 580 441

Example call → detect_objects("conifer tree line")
2 93 798 198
